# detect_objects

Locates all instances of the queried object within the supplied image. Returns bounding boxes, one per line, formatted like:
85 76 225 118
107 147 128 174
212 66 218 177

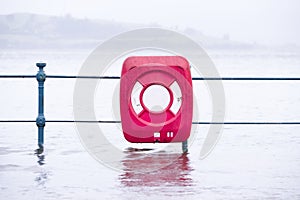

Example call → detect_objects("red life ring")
120 56 193 143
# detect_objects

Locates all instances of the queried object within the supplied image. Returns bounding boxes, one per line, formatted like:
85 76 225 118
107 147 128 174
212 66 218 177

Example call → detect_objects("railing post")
36 63 46 150
182 140 188 153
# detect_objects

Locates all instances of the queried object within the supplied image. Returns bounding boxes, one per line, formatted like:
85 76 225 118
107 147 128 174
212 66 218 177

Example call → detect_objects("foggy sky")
1 0 299 45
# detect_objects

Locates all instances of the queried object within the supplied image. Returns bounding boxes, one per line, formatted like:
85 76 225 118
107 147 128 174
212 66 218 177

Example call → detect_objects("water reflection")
34 169 49 187
35 147 45 166
34 147 48 187
119 148 193 187
36 154 45 166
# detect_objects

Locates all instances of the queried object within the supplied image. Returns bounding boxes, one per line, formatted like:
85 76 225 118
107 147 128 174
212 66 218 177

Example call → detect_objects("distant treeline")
0 13 254 49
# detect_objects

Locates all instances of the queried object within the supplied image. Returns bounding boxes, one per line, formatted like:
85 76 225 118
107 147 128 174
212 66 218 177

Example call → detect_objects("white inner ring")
142 85 171 112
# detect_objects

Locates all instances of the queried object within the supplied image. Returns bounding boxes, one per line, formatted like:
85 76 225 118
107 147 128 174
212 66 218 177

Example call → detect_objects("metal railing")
1 62 300 152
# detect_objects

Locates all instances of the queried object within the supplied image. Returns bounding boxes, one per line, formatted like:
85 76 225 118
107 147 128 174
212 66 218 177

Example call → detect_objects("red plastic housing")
120 56 193 143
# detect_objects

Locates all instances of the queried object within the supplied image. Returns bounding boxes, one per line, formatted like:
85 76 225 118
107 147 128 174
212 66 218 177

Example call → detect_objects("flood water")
0 48 300 199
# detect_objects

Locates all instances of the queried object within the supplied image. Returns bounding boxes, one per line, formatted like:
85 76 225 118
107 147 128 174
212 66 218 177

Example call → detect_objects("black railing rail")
1 63 300 152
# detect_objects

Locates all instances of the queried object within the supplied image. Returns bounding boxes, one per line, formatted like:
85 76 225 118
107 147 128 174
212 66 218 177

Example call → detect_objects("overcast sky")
1 0 299 45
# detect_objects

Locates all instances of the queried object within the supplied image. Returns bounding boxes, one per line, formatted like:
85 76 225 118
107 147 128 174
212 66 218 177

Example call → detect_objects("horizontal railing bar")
193 77 300 81
192 122 300 125
47 75 121 79
0 75 36 78
0 120 36 122
1 75 300 80
47 120 121 123
1 120 300 125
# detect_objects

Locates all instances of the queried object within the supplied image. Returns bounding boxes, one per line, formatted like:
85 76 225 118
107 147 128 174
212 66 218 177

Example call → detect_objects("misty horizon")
0 12 299 50
1 0 299 46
